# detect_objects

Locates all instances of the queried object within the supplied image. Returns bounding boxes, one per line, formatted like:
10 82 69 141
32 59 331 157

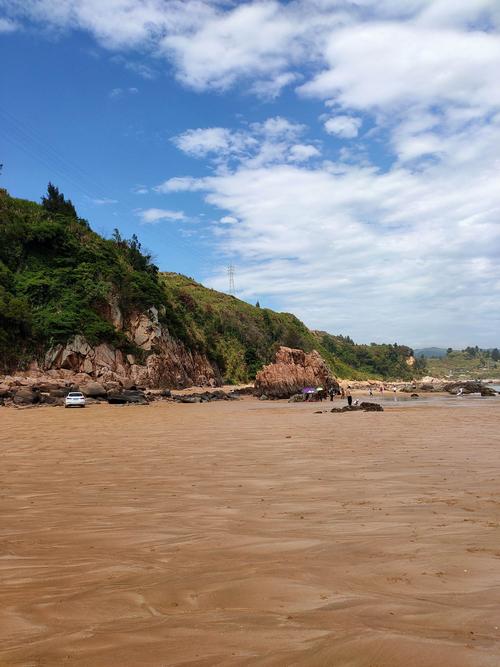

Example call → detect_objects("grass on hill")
425 351 500 380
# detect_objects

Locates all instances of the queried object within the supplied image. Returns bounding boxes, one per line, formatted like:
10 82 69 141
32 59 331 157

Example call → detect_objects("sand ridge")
1 400 500 665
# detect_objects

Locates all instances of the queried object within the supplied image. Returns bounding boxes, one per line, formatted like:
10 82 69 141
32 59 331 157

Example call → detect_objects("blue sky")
1 1 500 348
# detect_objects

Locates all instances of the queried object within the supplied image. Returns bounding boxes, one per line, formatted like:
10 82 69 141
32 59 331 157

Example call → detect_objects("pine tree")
41 182 77 218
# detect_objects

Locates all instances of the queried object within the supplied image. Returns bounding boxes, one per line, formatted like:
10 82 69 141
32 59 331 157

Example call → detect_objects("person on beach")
369 387 373 396
346 388 352 407
328 386 335 401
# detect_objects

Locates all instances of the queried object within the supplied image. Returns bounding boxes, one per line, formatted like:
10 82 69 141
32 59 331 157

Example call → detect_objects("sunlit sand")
1 399 500 666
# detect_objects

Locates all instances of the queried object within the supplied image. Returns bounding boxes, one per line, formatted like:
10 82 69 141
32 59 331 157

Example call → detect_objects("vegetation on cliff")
0 187 425 381
0 187 162 367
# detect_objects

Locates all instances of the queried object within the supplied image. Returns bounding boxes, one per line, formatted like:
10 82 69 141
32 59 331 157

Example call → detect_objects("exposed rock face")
42 308 221 389
254 347 339 399
80 382 107 398
12 388 41 405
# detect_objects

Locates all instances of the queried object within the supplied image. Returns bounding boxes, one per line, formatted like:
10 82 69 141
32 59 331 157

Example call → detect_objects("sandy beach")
1 398 500 666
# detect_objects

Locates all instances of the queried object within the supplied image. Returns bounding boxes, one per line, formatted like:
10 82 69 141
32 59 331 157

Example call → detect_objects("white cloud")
219 215 238 224
171 116 312 170
137 208 186 223
172 127 255 158
324 115 361 138
162 2 302 91
249 71 298 99
288 144 320 162
109 87 139 99
0 17 18 32
300 23 500 112
92 198 118 205
132 185 148 195
154 176 206 193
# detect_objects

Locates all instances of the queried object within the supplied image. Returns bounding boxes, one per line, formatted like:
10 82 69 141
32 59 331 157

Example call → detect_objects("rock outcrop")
42 308 221 389
330 402 384 413
254 347 339 399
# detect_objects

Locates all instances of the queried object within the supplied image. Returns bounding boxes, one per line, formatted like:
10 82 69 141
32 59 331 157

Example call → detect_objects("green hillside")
425 348 500 380
0 187 425 382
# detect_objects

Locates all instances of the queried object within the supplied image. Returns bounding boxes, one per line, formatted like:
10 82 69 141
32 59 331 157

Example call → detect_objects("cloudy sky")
2 0 500 347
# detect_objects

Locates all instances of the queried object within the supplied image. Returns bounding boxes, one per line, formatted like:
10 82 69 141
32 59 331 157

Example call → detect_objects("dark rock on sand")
107 390 148 405
81 382 107 398
41 395 64 406
49 388 70 398
0 384 12 398
359 401 384 411
173 390 239 403
12 388 42 405
331 402 383 413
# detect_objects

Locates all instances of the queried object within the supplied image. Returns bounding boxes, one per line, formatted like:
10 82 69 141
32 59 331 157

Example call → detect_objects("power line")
0 105 115 202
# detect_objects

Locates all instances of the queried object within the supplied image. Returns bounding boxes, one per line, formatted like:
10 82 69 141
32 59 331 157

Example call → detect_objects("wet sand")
1 400 500 666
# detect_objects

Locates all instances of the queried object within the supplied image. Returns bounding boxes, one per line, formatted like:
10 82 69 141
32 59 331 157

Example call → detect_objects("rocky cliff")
42 307 220 388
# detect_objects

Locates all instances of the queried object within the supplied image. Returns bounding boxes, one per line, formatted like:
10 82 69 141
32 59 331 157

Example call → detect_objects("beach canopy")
302 387 316 394
316 386 324 391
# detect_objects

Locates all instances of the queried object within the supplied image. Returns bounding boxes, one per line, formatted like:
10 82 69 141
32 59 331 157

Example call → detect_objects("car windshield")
68 393 84 397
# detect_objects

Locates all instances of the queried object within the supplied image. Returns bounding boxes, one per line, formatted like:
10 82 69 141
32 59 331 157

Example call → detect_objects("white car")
65 391 86 408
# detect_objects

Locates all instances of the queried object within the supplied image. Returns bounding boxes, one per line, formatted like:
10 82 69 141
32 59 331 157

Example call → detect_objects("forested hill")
0 187 424 381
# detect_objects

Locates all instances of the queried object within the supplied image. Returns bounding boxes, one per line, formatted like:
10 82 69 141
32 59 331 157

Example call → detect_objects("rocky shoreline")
1 346 498 408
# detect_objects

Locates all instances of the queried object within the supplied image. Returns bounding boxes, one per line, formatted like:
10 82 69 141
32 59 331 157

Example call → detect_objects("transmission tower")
227 264 235 295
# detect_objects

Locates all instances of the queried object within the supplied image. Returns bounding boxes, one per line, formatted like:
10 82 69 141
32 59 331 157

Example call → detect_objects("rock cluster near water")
399 378 498 395
254 347 340 399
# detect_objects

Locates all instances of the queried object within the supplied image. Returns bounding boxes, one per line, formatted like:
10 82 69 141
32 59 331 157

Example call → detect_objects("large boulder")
444 380 484 394
107 389 148 405
254 347 339 399
80 381 107 398
0 384 12 398
12 388 41 405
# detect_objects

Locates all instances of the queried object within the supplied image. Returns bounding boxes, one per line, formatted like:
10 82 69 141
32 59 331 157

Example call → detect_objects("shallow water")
338 392 500 409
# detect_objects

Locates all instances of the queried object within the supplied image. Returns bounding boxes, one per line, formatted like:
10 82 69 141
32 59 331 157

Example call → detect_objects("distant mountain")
414 347 448 359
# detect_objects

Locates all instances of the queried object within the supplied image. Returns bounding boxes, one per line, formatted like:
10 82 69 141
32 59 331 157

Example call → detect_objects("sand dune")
1 400 500 665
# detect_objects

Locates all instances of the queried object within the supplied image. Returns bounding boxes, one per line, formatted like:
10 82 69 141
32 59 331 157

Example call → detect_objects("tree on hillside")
41 182 77 218
447 347 453 355
492 348 500 362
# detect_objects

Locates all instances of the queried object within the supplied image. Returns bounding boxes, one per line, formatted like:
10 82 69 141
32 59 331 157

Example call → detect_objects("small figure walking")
346 388 352 407
328 386 335 402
